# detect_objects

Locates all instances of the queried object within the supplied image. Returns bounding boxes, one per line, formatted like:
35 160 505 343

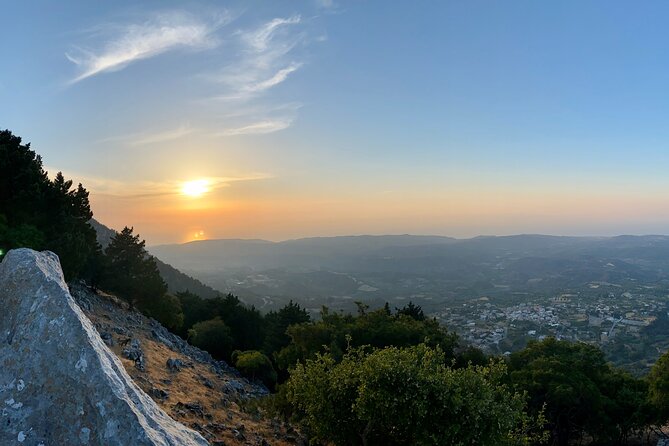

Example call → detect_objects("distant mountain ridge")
146 233 669 314
149 233 669 274
149 234 460 272
90 219 221 299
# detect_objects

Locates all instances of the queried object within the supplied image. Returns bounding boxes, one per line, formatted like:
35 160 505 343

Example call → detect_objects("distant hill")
149 234 458 272
90 219 221 299
146 233 669 314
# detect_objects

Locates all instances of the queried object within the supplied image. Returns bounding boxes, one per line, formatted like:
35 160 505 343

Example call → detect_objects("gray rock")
123 338 146 371
0 249 208 446
149 388 170 400
166 358 183 372
100 331 114 347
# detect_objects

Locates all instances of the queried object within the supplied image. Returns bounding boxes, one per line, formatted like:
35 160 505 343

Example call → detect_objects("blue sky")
2 1 669 243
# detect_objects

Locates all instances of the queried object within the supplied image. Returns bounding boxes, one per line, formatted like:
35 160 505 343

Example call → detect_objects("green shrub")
139 293 184 332
286 344 544 446
233 350 277 388
188 318 233 360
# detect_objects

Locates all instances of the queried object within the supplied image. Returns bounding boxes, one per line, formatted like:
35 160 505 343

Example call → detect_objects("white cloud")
95 124 195 146
129 125 195 146
217 119 293 136
210 15 305 101
66 11 225 84
202 15 308 136
244 15 301 52
250 62 303 93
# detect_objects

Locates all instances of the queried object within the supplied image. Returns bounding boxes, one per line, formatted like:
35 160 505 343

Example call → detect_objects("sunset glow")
5 2 669 246
181 180 210 198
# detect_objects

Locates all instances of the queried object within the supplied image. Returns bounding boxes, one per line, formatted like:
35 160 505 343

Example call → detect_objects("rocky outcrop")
0 249 208 446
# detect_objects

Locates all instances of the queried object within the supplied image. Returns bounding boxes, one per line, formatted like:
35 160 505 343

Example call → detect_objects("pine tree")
102 227 167 308
0 129 98 279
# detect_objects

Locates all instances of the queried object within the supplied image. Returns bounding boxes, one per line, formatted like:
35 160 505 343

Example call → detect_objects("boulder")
0 249 208 446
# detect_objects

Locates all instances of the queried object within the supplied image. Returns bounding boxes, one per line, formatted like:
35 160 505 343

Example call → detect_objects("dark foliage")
395 301 425 321
101 227 168 308
274 305 460 373
508 337 651 445
176 291 265 361
0 129 98 279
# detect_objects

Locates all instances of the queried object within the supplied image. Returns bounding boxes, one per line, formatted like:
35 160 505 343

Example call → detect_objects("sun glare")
181 179 210 198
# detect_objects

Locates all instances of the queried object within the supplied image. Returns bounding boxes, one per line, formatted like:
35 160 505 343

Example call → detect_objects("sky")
3 1 669 245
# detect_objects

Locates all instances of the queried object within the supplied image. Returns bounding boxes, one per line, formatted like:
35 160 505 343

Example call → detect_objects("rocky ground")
70 283 303 446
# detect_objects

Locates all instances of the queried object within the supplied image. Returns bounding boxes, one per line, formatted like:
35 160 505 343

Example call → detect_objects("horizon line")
147 232 669 248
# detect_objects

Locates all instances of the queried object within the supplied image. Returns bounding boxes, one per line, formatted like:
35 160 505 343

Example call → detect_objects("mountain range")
147 233 669 313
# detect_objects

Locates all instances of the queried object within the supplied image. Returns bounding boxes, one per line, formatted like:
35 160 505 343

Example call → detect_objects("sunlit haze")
181 179 211 198
3 1 669 244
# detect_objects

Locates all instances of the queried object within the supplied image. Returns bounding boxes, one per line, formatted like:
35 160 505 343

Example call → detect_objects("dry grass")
82 291 300 446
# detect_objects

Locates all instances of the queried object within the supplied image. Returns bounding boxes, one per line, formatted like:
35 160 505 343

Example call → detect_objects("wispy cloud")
96 124 195 146
67 9 322 139
250 62 303 93
202 15 308 136
129 125 195 146
244 15 302 52
66 11 226 84
210 15 305 101
217 119 293 136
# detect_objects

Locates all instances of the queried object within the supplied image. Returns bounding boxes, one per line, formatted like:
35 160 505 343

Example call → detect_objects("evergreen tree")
189 318 234 360
0 129 98 279
395 301 425 321
102 226 167 308
263 300 310 356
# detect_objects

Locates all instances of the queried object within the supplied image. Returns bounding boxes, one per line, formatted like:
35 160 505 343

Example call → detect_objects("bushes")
274 305 460 373
139 293 184 332
232 350 277 388
508 337 651 445
176 292 266 361
286 344 544 446
648 350 669 426
189 318 234 360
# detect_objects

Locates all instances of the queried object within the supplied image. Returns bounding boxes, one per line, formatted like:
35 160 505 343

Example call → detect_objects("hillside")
91 219 221 299
71 283 300 445
0 248 300 445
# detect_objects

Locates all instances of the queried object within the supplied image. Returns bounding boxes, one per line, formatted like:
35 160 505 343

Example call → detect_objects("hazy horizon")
4 1 669 245
145 231 669 247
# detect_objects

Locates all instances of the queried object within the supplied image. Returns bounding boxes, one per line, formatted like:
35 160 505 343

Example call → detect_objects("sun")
181 179 210 198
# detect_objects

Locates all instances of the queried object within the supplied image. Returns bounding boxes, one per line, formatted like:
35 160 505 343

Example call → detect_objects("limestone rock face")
0 249 208 446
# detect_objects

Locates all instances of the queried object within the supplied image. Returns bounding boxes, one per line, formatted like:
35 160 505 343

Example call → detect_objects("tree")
0 129 98 279
189 318 234 360
263 300 310 356
599 368 650 444
141 293 184 332
648 349 669 430
208 294 265 352
101 227 167 308
232 350 277 388
43 172 97 279
395 301 425 321
507 337 648 445
286 344 543 446
275 306 459 372
176 291 212 337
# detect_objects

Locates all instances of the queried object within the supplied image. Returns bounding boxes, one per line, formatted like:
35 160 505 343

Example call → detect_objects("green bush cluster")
286 344 546 446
